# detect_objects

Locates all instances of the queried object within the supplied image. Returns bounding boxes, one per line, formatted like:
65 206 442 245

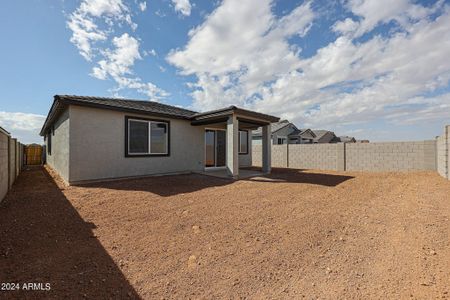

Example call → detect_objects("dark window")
126 117 170 156
128 120 149 154
47 132 52 155
239 130 248 154
277 138 286 145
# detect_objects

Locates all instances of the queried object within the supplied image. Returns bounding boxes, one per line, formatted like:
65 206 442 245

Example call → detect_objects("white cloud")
0 112 46 144
167 0 450 130
332 17 358 35
143 49 157 56
92 33 142 80
67 0 168 100
335 0 445 38
139 1 147 12
91 33 168 101
67 0 136 60
167 0 314 109
172 0 192 16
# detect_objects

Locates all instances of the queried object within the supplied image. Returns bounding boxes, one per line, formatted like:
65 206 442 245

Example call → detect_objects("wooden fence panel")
25 145 43 165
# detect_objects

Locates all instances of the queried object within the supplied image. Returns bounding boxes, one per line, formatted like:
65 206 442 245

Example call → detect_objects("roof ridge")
56 95 198 113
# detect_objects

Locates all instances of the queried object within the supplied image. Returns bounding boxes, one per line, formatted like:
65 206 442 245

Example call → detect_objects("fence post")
7 136 11 189
336 143 346 171
446 125 449 179
286 143 289 168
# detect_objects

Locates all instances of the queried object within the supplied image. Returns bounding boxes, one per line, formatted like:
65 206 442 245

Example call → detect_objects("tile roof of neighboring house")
298 129 316 139
252 120 293 136
40 95 279 136
311 130 332 140
338 136 356 143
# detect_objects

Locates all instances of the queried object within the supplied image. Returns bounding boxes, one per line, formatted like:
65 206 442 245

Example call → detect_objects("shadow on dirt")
0 167 141 299
246 167 354 187
79 167 353 197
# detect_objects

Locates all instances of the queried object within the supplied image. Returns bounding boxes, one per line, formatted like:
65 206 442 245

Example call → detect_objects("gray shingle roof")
338 136 356 143
57 95 197 118
40 95 280 136
253 120 291 136
311 130 331 139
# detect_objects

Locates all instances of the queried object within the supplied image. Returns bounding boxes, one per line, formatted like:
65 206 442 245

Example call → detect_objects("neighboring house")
337 136 356 143
311 130 337 143
253 120 315 145
40 95 279 184
297 129 316 144
356 139 370 143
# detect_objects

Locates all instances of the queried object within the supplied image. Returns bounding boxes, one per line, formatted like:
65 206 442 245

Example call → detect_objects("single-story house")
40 95 279 184
297 129 316 144
253 120 315 145
311 130 338 143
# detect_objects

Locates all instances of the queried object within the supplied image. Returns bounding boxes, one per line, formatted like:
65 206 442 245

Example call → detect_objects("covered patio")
191 106 279 178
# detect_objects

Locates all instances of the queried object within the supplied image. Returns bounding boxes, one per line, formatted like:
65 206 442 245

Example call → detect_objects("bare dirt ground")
1 166 449 299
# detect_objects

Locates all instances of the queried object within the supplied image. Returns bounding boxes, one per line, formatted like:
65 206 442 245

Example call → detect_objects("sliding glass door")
205 130 216 167
205 129 226 168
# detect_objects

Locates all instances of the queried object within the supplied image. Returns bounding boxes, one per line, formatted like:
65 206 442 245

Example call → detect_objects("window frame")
277 137 287 145
238 130 249 155
125 116 170 157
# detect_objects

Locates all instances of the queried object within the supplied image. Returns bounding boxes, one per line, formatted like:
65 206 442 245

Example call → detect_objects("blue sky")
0 0 449 143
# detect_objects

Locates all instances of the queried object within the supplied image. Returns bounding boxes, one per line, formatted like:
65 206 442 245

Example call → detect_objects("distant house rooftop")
252 120 293 136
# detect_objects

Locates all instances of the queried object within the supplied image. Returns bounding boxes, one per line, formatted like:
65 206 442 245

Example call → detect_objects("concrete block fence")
0 127 25 203
253 125 450 180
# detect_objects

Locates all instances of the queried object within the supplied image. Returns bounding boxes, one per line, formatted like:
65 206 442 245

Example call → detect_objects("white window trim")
127 118 169 155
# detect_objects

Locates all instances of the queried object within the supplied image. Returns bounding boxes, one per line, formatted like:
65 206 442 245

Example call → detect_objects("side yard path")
1 166 449 299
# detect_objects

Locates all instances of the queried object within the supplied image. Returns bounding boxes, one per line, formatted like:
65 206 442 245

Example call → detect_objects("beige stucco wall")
0 132 9 202
68 105 206 183
46 108 70 182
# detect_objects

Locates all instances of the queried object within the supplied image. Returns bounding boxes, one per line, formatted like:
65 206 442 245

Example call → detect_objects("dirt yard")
1 166 449 299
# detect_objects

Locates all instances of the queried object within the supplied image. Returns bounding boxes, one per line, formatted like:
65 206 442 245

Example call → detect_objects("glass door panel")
216 130 226 167
205 130 215 167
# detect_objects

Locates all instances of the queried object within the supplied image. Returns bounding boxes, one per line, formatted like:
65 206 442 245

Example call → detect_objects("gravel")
0 166 449 299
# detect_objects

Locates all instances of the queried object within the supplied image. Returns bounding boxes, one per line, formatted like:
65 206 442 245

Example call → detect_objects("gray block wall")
253 144 262 166
289 144 341 170
253 135 444 174
346 141 436 171
0 131 9 202
272 144 288 168
1 129 24 203
9 138 16 188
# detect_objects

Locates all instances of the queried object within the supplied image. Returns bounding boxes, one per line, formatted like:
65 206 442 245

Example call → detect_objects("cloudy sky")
0 0 449 143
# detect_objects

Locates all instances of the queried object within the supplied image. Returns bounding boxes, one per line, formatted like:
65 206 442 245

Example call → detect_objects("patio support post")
226 114 239 178
262 124 271 173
